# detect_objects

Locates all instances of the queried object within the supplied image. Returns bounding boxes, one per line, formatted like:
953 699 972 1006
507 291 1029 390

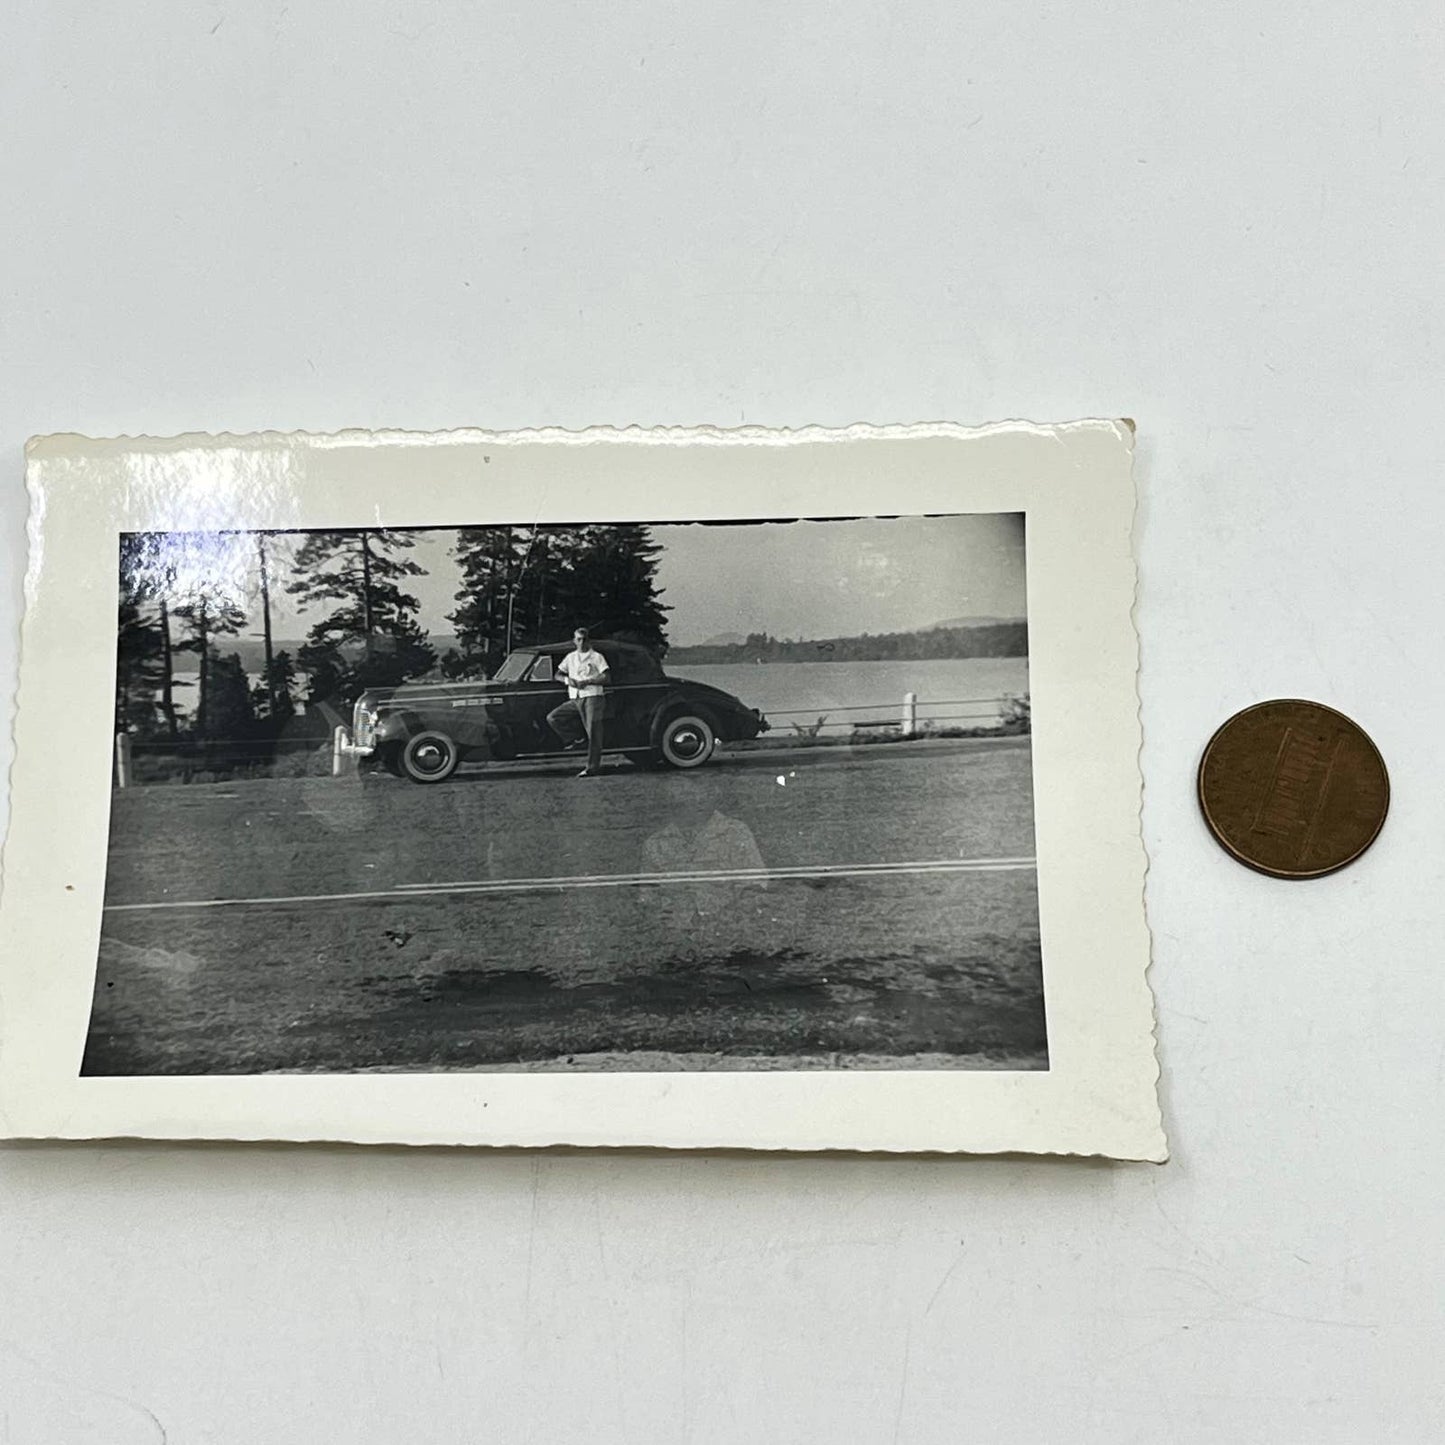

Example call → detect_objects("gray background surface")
2 3 1441 1440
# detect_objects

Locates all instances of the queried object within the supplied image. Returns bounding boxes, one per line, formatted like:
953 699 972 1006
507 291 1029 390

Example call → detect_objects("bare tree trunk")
258 534 277 717
360 530 375 667
197 598 210 736
501 525 515 655
158 597 178 739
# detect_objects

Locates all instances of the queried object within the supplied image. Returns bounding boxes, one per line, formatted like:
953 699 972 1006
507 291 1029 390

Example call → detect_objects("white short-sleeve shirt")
558 647 609 699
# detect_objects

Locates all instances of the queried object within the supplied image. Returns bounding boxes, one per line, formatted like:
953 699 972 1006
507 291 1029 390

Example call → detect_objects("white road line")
393 860 1034 897
102 856 1038 914
395 856 1037 890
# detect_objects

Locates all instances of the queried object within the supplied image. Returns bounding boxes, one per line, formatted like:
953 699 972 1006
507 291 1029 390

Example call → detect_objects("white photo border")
0 422 1164 1159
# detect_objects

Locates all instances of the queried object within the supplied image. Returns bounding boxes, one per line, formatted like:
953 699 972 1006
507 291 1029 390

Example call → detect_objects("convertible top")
533 638 655 657
528 639 665 680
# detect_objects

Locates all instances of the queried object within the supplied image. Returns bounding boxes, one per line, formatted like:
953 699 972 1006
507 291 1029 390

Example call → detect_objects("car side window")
528 655 555 683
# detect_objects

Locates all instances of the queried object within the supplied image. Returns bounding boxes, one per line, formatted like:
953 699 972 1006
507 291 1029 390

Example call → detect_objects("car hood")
357 679 492 707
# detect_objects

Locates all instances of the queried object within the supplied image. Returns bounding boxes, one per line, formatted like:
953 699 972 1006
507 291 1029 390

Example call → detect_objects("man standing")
547 628 611 777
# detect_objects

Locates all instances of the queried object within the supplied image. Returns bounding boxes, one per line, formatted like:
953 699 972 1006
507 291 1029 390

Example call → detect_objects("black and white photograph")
0 423 1157 1156
90 510 1043 1076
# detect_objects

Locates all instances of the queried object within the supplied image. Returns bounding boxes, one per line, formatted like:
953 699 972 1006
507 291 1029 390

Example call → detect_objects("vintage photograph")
89 512 1043 1075
0 423 1158 1155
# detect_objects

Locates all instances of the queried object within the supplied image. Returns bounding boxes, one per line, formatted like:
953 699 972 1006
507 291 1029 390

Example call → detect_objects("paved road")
86 738 1045 1074
102 737 1037 909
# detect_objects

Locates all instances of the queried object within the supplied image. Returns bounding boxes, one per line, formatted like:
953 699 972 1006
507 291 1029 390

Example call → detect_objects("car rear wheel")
657 713 716 769
400 730 460 784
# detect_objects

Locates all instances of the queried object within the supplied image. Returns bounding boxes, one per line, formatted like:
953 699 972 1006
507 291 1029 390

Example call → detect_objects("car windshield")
491 651 534 683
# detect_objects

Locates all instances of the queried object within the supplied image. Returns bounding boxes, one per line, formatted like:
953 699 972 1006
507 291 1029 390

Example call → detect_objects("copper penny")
1198 700 1389 878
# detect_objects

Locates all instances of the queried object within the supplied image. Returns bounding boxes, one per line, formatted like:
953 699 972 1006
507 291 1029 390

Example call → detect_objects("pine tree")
117 533 184 738
252 649 297 723
450 526 523 674
207 651 257 739
450 524 671 669
172 593 248 737
286 529 436 704
506 528 568 653
558 525 670 654
115 595 168 735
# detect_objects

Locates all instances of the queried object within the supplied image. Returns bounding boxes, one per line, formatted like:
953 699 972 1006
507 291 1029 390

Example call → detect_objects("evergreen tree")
252 648 297 723
286 529 436 704
438 647 474 680
115 594 167 735
449 526 523 674
207 651 257 739
296 645 347 709
117 532 184 738
450 524 670 670
507 528 570 652
556 525 670 654
172 592 247 737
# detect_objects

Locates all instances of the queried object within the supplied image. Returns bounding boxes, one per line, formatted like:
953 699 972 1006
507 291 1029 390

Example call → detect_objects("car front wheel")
656 713 716 769
400 730 460 784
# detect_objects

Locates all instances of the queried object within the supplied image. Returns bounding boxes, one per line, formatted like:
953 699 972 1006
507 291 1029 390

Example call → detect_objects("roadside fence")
765 693 1024 740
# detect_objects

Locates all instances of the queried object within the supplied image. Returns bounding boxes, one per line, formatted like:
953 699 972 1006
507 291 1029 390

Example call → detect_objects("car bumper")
336 727 375 757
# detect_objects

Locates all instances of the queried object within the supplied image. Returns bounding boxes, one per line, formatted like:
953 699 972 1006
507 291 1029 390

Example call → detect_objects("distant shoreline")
169 621 1029 675
667 621 1028 666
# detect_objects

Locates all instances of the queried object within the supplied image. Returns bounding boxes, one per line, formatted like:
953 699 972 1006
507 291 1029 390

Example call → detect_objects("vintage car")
344 639 770 783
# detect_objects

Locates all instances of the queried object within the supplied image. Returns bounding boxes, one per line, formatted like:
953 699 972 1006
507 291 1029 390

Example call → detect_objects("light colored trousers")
547 694 605 770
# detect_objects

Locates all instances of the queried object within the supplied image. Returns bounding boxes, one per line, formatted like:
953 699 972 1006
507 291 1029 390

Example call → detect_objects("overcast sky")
182 514 1027 647
649 515 1026 643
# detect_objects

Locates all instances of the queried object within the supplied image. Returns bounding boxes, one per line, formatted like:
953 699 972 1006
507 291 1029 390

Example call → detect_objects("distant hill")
698 631 746 647
669 621 1027 665
174 634 463 674
926 615 1027 631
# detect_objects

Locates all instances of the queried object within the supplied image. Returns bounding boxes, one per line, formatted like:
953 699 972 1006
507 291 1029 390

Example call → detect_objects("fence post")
115 732 132 789
901 692 917 737
331 726 348 777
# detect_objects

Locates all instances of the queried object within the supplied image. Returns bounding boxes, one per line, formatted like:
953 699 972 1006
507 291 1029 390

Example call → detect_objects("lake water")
169 655 1031 733
671 658 1030 734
